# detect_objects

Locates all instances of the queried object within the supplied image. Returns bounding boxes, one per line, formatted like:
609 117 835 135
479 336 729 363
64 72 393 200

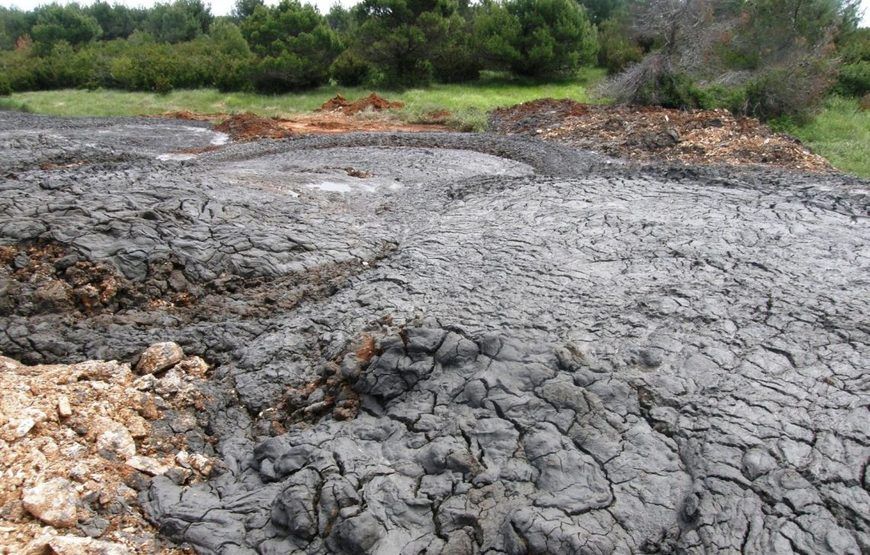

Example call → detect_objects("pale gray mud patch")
0 113 226 170
0 112 868 554
213 146 534 196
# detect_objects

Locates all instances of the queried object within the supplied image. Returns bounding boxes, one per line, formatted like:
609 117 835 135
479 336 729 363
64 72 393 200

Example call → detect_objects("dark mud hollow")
1 112 868 554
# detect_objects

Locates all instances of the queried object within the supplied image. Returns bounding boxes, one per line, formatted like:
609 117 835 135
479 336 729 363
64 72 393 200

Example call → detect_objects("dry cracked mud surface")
0 112 868 554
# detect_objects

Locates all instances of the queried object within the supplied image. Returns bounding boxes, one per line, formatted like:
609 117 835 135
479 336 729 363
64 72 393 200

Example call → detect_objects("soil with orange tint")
158 94 446 143
317 93 405 115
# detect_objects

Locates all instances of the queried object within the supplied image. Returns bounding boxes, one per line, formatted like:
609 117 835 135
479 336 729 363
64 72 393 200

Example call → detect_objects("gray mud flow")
1 112 868 554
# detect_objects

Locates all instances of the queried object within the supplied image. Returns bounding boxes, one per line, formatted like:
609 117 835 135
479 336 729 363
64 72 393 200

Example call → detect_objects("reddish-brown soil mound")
214 112 295 142
318 93 405 115
489 99 831 172
318 94 351 112
156 110 447 148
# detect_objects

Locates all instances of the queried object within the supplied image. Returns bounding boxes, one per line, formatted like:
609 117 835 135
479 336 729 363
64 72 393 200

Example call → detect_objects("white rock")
69 462 90 483
62 442 87 458
22 478 79 527
136 342 184 375
125 455 170 476
155 368 183 396
8 408 47 439
57 395 73 418
189 453 214 476
49 535 131 555
95 421 136 460
131 374 157 391
175 450 191 468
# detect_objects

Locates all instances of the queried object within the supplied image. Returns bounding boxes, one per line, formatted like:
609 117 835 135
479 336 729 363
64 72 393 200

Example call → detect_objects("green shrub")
475 0 598 79
0 73 11 95
743 59 837 122
241 0 341 89
153 74 173 94
368 58 434 89
636 71 703 109
596 16 641 74
695 84 750 113
330 49 370 86
214 57 253 91
835 61 870 97
429 14 481 83
250 52 312 92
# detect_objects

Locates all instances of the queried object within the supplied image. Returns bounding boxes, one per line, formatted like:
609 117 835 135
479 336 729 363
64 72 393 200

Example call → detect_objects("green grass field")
773 96 869 179
1 69 605 132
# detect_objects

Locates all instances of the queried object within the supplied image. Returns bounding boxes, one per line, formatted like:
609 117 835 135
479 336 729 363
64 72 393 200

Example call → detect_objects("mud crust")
1 112 868 554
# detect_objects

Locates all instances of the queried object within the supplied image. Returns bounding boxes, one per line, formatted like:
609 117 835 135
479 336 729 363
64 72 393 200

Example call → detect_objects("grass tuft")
0 97 31 112
773 96 869 178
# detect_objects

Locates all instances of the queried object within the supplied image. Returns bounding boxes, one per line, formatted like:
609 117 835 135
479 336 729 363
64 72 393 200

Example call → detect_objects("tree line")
0 0 867 121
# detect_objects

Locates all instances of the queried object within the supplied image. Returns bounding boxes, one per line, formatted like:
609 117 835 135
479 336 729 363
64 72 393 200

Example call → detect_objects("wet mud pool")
1 112 868 554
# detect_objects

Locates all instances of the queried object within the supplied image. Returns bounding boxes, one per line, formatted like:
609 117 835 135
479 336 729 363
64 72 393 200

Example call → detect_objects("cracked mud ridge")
0 112 868 554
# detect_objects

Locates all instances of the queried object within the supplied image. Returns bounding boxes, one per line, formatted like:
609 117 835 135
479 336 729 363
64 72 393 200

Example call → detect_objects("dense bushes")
835 28 870 96
348 0 459 87
596 15 641 74
0 73 11 96
330 50 370 86
599 0 861 121
475 0 597 79
241 0 342 90
836 61 870 96
1 0 863 117
0 0 607 93
0 32 252 92
30 5 102 54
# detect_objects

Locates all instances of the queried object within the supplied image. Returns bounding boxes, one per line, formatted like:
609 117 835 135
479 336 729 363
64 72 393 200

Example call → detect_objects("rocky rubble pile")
489 99 833 172
0 342 216 554
0 242 201 326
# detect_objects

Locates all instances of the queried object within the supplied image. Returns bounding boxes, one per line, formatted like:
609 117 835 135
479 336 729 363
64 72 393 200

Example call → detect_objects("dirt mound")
318 93 405 115
489 99 832 172
152 101 443 143
318 94 351 112
0 345 215 553
214 112 294 142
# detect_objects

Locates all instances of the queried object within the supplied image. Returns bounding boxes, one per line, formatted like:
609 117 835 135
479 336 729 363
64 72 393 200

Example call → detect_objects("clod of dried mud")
489 99 832 172
214 113 295 142
0 344 216 554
